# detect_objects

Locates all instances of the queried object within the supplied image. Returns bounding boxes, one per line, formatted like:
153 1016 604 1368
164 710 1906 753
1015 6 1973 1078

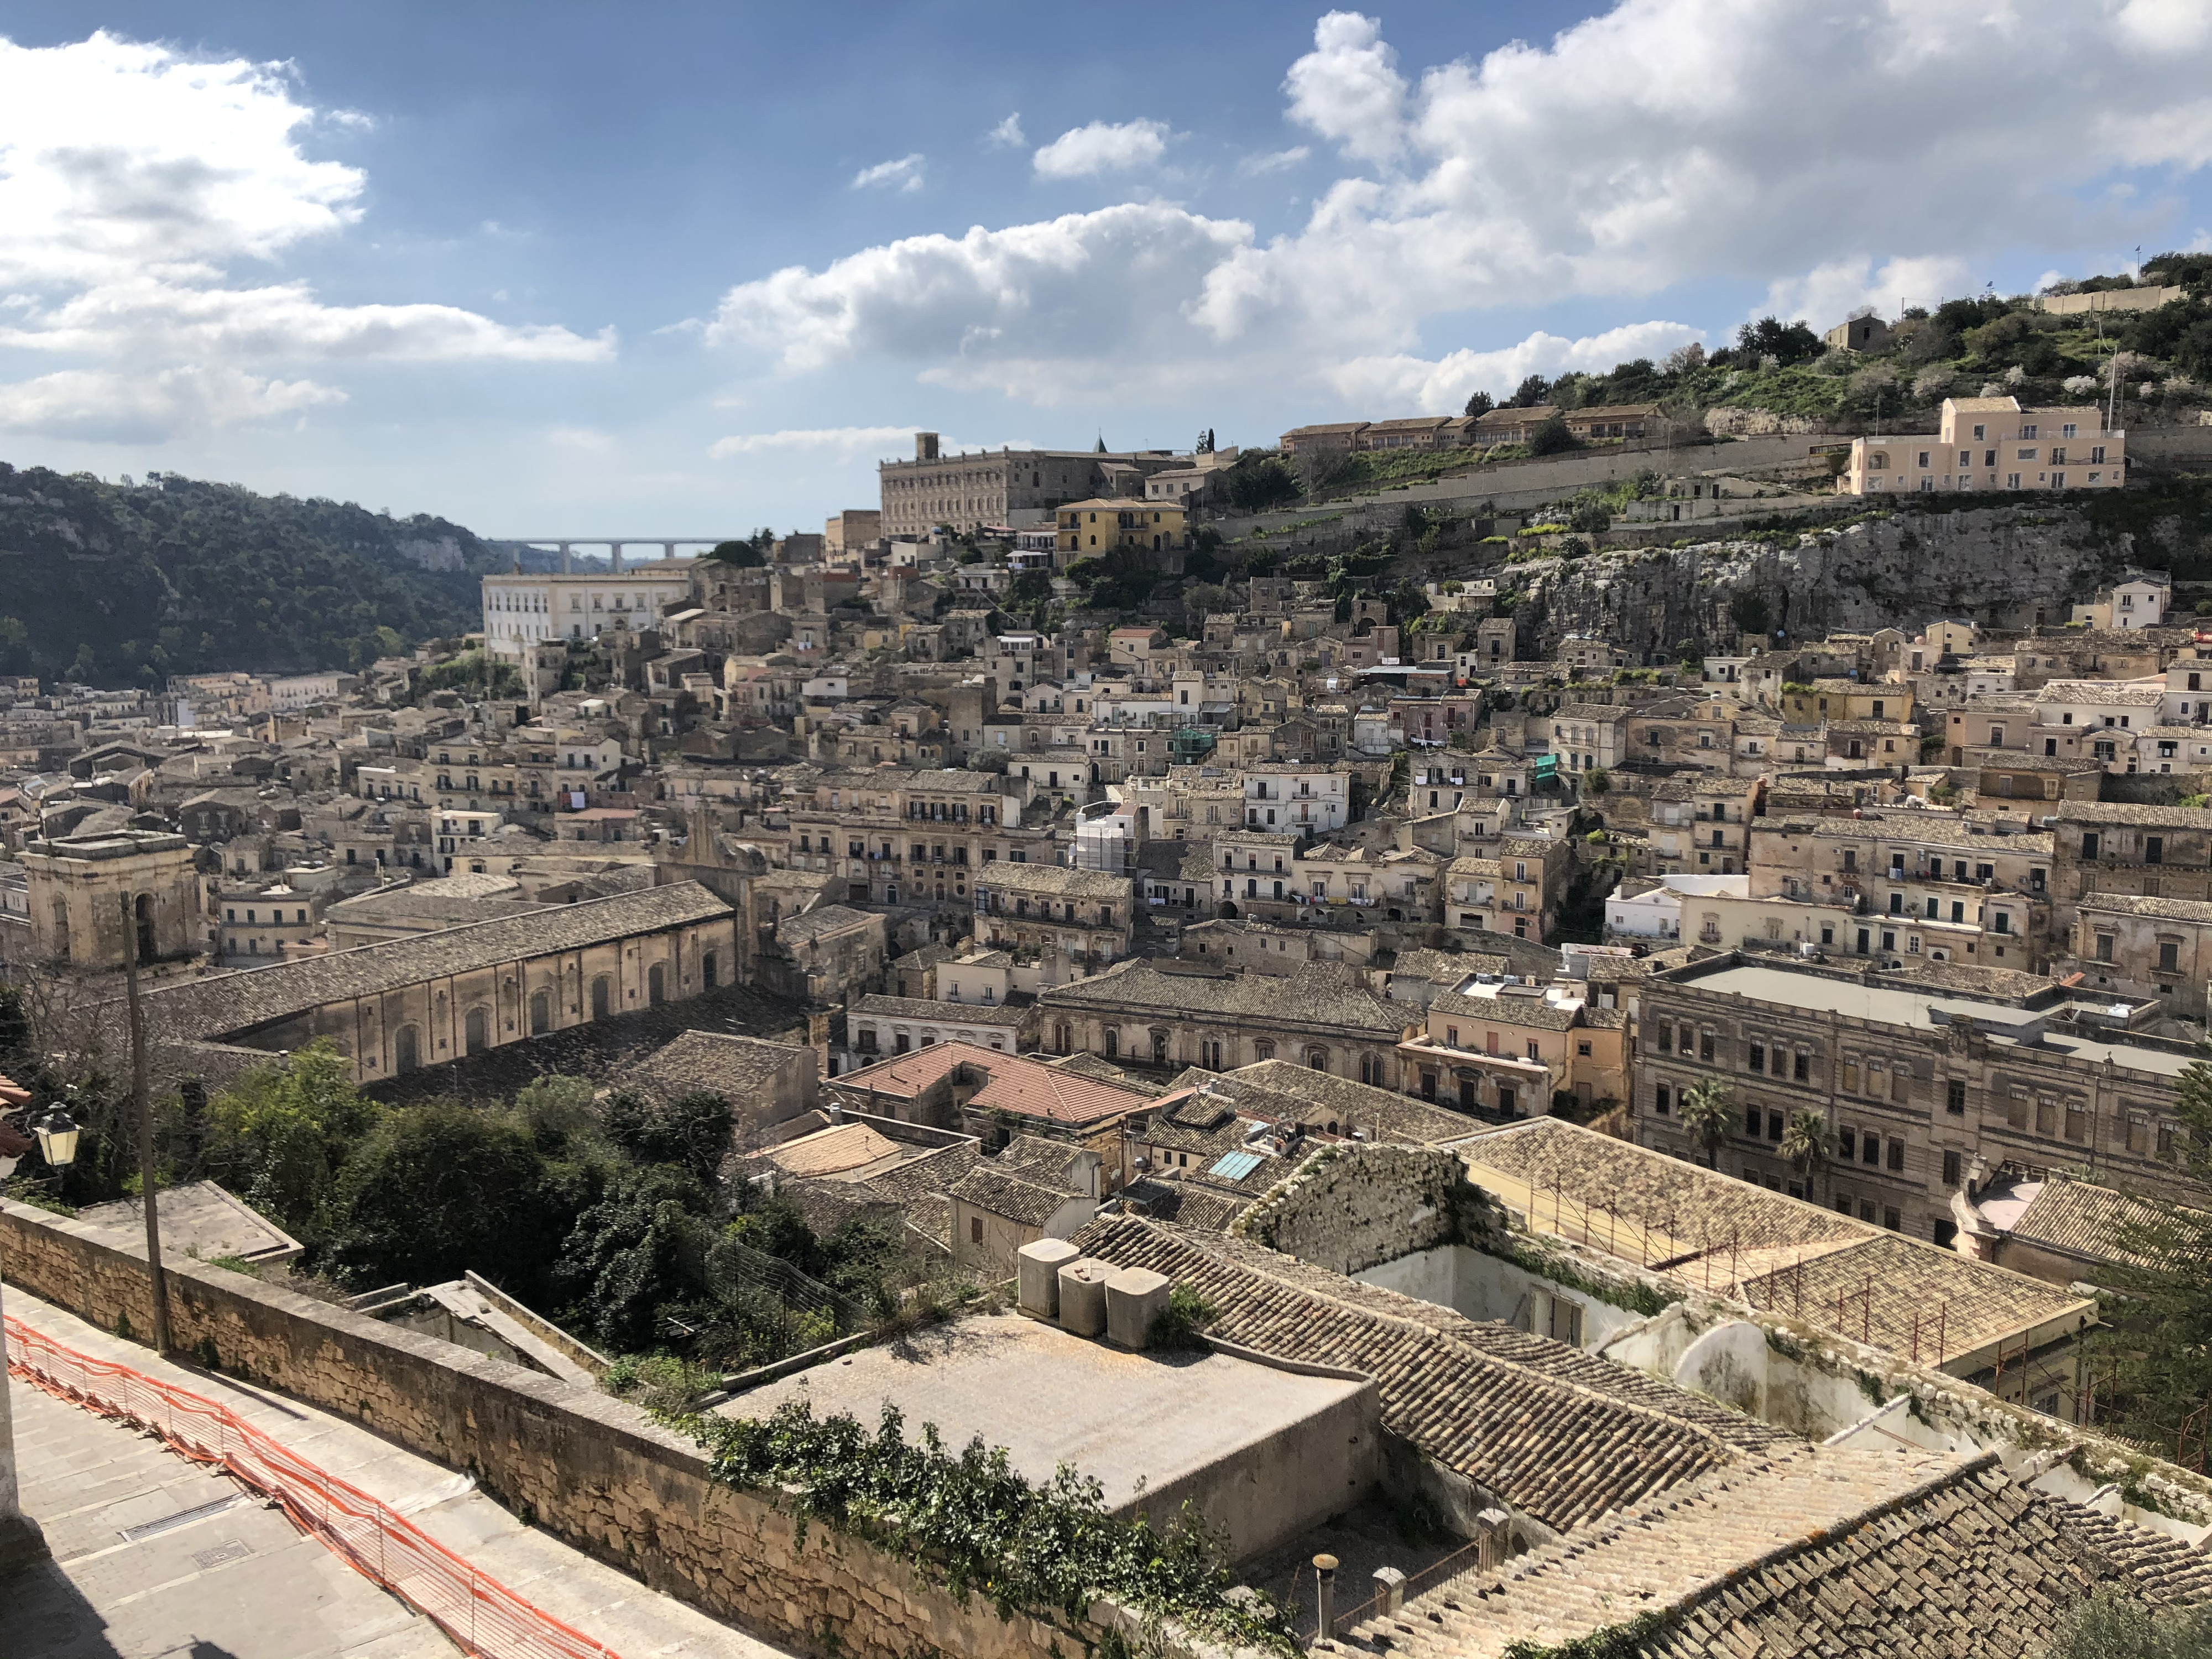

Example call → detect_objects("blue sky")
0 1 2208 537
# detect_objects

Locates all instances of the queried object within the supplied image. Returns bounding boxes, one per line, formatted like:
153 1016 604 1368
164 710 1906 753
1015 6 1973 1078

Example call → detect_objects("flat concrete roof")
718 1312 1365 1516
1679 962 2192 1081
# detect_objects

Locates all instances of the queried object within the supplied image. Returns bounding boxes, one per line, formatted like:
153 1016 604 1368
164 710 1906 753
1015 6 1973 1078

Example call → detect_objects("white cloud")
1239 146 1311 176
1032 118 1170 179
0 277 612 362
703 202 1253 380
852 153 925 193
0 30 610 441
1331 321 1705 412
1282 12 1406 166
988 113 1025 149
0 364 342 442
1760 255 1977 333
698 2 2212 407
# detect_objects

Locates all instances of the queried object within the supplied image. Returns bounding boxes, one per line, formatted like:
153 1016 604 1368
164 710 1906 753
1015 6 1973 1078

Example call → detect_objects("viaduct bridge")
486 538 732 572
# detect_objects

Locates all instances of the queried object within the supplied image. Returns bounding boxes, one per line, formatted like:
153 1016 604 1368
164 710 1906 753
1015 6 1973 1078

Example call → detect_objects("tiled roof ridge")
1079 1214 1770 1472
1376 1449 1996 1655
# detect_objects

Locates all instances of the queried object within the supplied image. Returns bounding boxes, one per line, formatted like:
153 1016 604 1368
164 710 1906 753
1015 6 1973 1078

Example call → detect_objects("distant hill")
0 464 502 686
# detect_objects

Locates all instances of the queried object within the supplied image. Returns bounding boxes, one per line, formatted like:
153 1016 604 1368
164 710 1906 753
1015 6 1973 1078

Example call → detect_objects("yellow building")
1056 499 1188 557
1778 679 1914 726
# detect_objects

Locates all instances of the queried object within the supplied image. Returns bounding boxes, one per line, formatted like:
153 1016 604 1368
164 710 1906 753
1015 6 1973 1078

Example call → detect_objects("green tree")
1677 1080 1734 1168
1781 1108 1830 1203
601 1088 734 1185
1735 315 1822 367
1508 374 1551 408
2042 1585 2212 1659
707 539 765 567
1583 768 1610 796
317 1102 568 1292
2096 1051 2212 1450
1223 453 1303 513
1528 413 1575 457
1463 389 1494 418
200 1041 382 1228
555 1162 717 1353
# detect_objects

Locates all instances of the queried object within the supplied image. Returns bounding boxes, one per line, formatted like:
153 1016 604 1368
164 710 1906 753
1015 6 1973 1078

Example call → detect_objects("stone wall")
0 1198 1229 1659
1235 1144 1483 1276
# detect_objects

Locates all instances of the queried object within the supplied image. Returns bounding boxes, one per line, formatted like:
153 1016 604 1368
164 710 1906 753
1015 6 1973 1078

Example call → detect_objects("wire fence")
4 1313 622 1659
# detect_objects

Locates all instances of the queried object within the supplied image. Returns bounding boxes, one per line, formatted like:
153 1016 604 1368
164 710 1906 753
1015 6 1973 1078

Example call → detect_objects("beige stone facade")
17 829 199 968
1636 956 2197 1249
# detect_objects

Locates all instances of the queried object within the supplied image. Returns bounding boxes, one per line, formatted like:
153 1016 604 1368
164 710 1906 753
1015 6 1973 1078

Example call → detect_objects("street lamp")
29 1109 79 1175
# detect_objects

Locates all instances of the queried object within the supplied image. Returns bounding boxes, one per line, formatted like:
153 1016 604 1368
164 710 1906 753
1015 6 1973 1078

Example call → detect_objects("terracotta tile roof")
764 1121 904 1178
1071 1214 1786 1533
2001 1176 2179 1270
1348 1453 2212 1658
1042 960 1411 1037
831 1041 1141 1126
950 1165 1083 1228
622 1031 809 1104
143 882 735 1042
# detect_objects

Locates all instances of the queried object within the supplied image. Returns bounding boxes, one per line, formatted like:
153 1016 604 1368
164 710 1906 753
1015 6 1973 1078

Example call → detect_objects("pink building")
1839 397 2122 496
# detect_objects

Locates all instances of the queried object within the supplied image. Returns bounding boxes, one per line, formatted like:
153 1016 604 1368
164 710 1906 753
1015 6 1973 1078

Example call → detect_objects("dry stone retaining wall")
0 1198 1211 1659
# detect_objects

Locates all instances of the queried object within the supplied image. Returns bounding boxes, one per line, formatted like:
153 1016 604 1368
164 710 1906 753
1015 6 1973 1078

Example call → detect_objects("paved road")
7 1288 791 1659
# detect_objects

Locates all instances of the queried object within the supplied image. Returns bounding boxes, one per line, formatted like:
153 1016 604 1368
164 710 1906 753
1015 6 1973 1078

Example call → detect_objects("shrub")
1528 413 1575 456
677 1400 1292 1649
1149 1284 1218 1349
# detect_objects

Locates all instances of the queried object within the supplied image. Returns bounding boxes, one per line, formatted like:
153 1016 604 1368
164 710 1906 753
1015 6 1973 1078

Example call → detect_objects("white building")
1242 766 1349 832
1604 873 1749 942
481 562 697 661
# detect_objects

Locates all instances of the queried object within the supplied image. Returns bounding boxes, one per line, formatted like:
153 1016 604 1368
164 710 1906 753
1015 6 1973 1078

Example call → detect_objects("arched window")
648 962 667 1006
702 951 719 990
1104 1030 1119 1059
529 989 551 1035
1306 1047 1328 1072
1866 451 1889 471
590 975 612 1020
394 1025 420 1073
464 1007 489 1056
1053 1022 1072 1055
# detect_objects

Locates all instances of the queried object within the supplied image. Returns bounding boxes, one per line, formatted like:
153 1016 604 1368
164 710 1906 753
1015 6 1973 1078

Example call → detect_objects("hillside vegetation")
0 463 498 685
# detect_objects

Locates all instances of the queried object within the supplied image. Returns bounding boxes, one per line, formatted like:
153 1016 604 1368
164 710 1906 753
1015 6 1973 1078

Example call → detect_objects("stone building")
137 882 740 1084
875 433 1178 538
1040 959 1413 1086
1636 954 2195 1244
16 830 198 968
2062 893 2212 1019
972 861 1134 967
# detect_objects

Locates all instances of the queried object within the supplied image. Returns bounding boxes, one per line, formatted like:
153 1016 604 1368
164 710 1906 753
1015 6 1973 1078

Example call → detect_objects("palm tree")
1781 1108 1831 1204
1677 1079 1734 1169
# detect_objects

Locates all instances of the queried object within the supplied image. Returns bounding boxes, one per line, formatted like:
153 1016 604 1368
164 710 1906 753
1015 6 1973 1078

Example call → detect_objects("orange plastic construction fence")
5 1313 623 1659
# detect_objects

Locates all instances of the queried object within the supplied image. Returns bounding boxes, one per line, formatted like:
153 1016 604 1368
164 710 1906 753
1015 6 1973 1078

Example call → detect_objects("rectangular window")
1745 1103 1762 1136
1942 1149 1962 1185
1700 1031 1714 1062
1655 1083 1671 1115
1794 1051 1810 1083
1767 1110 1784 1142
2065 1103 2088 1143
1861 1135 1880 1166
1946 1079 1966 1116
1747 1041 1765 1074
1842 1061 1859 1093
1886 1138 1905 1172
1838 1126 1856 1161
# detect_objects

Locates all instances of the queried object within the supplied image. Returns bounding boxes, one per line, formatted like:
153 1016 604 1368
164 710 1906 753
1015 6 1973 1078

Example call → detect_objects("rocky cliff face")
1496 504 2145 661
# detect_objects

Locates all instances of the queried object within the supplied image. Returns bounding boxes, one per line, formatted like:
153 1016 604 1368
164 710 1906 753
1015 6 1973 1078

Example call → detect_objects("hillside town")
15 307 2212 1652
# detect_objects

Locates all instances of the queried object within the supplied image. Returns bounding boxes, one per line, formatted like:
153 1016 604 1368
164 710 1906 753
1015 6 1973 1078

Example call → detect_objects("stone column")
0 1274 50 1575
609 541 624 573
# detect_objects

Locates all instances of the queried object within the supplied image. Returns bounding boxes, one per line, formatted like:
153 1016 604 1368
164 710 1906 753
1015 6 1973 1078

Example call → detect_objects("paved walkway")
7 1287 791 1659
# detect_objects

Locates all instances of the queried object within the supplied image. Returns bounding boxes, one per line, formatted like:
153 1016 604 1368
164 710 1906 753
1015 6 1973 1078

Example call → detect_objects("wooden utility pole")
121 895 171 1356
